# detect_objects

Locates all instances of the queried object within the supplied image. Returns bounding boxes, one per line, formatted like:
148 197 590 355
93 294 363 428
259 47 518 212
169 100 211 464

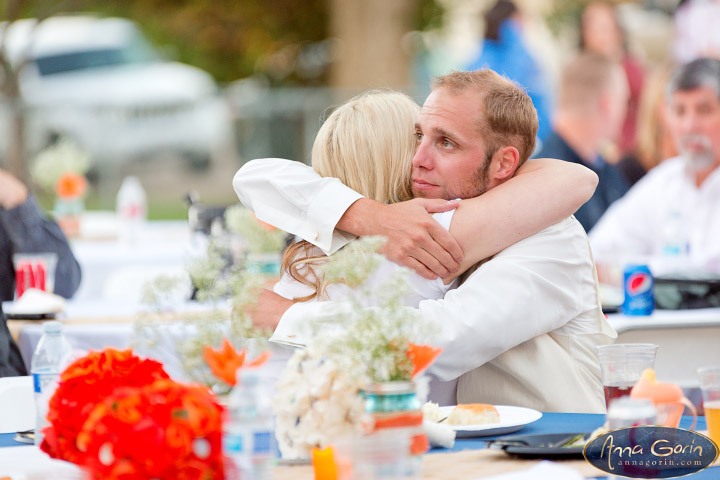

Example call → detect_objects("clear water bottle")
659 210 689 270
223 369 277 480
31 321 73 445
116 176 147 245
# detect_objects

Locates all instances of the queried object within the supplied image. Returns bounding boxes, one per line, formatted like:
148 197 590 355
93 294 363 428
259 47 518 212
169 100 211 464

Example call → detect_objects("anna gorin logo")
584 426 718 479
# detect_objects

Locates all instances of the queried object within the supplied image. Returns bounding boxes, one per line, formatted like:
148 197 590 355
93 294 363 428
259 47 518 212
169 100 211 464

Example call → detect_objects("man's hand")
250 288 294 332
0 169 28 210
337 198 463 280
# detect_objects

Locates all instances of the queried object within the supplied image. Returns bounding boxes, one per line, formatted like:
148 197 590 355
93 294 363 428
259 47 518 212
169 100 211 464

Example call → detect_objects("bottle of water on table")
223 369 277 480
31 321 73 445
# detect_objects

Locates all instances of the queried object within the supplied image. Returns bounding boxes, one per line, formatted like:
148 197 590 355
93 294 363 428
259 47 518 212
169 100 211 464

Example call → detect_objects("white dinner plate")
440 405 542 438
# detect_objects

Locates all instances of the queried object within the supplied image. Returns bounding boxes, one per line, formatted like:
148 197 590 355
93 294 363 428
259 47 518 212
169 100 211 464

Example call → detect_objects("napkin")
424 420 455 449
8 288 66 315
0 376 35 434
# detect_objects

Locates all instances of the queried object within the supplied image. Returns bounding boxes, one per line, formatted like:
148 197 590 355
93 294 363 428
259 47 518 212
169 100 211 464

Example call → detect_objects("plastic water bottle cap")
42 321 62 334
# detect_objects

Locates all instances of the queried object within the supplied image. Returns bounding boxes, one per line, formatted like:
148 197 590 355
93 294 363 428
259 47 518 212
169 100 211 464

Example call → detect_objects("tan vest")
457 249 617 414
457 326 615 413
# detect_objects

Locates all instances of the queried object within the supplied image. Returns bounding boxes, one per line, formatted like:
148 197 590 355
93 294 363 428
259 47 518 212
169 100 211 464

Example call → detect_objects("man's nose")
676 111 701 134
412 139 433 170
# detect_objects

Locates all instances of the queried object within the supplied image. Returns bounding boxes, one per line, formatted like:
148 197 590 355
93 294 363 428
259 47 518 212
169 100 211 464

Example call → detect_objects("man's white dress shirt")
590 157 720 273
234 159 617 413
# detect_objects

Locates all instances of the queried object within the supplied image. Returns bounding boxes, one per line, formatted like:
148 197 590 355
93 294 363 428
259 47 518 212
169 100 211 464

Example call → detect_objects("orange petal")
204 339 246 386
247 351 271 368
55 172 87 199
407 343 442 378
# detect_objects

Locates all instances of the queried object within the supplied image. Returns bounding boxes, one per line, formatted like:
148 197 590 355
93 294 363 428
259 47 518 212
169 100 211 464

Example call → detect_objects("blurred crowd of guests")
465 0 720 276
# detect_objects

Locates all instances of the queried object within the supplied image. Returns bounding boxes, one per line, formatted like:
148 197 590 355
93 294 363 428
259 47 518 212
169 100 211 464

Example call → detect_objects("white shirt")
234 158 362 255
233 158 616 412
271 210 458 346
589 157 720 274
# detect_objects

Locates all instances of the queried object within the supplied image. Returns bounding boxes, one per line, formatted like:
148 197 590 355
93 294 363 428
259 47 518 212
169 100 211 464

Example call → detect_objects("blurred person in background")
465 0 553 144
0 168 81 376
618 64 679 186
534 53 630 232
590 58 720 273
580 1 646 156
674 0 720 64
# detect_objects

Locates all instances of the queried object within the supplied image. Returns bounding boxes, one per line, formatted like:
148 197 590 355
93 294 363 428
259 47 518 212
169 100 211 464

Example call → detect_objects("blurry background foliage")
7 0 444 86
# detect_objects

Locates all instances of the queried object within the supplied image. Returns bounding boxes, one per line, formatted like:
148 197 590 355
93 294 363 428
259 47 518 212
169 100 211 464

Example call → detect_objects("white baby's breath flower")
224 204 287 253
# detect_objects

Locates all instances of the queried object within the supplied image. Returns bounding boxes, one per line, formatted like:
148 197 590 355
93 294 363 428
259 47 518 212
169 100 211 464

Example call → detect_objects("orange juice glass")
698 366 720 444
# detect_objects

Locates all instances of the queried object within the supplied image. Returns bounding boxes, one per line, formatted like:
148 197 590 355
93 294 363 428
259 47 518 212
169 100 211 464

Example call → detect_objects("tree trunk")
329 0 416 90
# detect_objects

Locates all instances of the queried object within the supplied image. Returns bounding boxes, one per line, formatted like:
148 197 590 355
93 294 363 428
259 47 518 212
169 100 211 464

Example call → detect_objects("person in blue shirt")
0 169 81 376
466 0 553 143
534 53 630 232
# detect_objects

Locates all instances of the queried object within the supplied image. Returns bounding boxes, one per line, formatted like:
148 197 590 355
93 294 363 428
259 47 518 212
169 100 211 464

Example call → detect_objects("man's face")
669 86 720 172
412 88 494 200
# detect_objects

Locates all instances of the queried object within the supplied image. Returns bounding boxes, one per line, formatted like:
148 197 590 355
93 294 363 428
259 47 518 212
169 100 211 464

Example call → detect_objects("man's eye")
442 139 454 148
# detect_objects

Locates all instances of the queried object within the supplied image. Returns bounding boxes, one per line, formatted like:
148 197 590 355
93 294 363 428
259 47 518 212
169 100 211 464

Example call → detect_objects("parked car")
0 15 234 168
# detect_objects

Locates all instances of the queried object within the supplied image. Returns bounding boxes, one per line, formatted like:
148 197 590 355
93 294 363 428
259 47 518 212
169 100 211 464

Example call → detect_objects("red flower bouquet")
76 379 224 480
41 348 170 463
41 348 226 479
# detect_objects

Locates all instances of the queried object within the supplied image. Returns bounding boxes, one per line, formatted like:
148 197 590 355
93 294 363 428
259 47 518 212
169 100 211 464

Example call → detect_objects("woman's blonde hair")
282 90 420 301
635 63 677 171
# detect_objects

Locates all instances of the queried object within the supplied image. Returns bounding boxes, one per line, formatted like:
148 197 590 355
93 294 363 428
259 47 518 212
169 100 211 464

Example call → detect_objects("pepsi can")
623 264 654 315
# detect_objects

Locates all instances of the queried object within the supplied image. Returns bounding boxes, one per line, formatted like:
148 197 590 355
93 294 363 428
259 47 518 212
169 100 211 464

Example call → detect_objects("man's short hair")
431 69 538 167
557 53 621 112
667 57 720 101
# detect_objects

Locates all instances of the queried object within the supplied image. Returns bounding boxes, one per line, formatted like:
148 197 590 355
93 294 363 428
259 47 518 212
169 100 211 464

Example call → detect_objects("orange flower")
55 172 87 199
203 338 271 386
406 343 443 378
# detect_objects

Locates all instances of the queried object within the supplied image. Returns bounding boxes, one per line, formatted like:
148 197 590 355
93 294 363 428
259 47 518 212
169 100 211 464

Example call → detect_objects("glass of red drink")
596 343 658 410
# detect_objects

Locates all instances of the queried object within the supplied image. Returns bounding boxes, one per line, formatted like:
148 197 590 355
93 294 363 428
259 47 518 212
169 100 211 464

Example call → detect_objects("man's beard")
452 159 492 199
680 134 715 172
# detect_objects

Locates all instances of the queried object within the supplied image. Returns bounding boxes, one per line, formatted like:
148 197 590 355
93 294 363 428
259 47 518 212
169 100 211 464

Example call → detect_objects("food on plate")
422 402 501 425
421 401 444 422
447 403 500 426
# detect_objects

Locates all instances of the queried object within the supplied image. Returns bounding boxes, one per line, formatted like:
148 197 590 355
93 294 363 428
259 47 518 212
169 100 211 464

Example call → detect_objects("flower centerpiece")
132 204 281 393
134 266 273 393
273 237 442 460
41 348 225 479
31 137 90 237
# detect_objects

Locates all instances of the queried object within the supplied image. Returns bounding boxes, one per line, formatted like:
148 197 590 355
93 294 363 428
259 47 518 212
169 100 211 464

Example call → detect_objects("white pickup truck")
0 15 234 168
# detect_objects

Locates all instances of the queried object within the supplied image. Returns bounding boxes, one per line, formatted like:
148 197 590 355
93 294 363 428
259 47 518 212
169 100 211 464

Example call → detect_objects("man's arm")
233 158 462 279
268 218 597 381
0 171 81 299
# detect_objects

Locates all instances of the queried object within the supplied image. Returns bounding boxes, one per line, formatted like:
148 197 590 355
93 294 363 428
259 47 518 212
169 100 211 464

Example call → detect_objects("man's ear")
491 146 520 180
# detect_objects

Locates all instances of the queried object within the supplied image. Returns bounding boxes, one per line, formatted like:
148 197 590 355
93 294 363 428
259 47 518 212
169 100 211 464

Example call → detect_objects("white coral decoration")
274 347 367 459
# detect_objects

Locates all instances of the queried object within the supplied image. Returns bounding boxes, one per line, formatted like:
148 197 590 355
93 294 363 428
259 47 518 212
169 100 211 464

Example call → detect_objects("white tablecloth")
69 219 201 302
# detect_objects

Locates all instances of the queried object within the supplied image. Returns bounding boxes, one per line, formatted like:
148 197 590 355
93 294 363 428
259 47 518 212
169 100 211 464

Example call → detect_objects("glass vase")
362 381 425 477
54 197 84 238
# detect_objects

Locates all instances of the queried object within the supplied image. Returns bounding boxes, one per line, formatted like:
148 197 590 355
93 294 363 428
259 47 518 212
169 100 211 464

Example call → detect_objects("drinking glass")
698 366 720 443
596 343 658 409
